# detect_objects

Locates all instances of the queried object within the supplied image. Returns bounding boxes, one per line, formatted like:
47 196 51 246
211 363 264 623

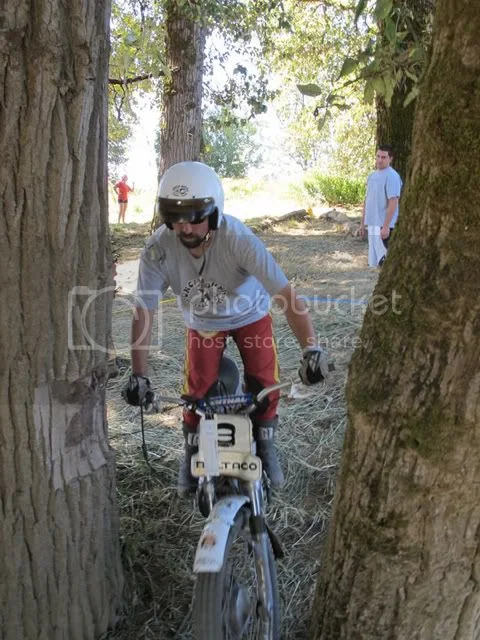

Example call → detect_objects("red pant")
182 314 280 430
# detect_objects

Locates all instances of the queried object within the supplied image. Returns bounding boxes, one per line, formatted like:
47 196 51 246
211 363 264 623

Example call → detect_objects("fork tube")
198 477 216 517
246 479 263 517
246 480 274 639
205 477 215 513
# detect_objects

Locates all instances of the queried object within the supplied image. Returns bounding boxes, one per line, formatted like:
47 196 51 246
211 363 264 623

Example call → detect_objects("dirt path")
106 216 378 639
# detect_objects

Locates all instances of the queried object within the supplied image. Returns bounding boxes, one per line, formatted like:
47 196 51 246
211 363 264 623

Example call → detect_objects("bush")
301 171 366 206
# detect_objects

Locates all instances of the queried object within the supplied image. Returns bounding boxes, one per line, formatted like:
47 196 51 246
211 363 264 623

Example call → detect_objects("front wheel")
193 506 280 639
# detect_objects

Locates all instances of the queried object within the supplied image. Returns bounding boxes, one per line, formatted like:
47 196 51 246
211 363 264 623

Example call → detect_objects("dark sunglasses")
158 196 215 225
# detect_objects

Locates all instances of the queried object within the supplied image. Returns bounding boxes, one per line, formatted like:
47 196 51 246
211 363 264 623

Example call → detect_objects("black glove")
298 347 330 385
122 374 156 410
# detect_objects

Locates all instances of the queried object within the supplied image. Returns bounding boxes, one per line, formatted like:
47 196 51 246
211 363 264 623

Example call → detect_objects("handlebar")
255 381 292 404
153 380 294 417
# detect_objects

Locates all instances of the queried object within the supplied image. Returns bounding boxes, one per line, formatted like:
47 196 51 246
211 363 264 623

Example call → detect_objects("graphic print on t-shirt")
182 277 227 312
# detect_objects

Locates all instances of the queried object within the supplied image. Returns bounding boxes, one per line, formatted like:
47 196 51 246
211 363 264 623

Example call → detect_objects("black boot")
177 425 198 498
254 421 285 489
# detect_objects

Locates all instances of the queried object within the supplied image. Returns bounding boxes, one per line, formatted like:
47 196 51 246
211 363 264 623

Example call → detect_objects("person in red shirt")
114 175 134 223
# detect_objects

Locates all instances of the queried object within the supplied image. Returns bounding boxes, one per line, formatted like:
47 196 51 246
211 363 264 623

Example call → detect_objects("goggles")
158 197 216 225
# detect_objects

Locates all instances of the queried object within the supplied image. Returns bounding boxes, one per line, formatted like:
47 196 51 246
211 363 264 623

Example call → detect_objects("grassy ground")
106 215 376 639
111 222 151 261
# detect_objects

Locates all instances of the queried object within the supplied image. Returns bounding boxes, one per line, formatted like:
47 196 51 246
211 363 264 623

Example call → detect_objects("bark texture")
312 2 480 638
375 91 415 182
0 2 123 638
376 0 435 181
152 1 206 229
158 0 205 174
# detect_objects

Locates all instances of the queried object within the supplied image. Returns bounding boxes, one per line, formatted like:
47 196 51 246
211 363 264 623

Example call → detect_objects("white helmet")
156 161 224 230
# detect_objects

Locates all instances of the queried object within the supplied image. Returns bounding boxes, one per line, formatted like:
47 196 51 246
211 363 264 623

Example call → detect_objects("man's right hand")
122 374 156 409
298 347 331 385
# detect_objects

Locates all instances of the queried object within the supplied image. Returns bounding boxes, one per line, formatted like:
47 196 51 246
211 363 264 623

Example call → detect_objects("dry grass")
111 222 151 262
105 218 376 639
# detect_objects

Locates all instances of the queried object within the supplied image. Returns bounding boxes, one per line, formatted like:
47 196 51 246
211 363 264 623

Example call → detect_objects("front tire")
193 507 280 639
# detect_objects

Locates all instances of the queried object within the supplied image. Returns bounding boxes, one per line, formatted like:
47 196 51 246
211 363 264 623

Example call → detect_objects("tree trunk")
312 2 480 638
152 1 206 229
0 2 123 639
375 91 415 182
154 0 206 216
376 0 435 181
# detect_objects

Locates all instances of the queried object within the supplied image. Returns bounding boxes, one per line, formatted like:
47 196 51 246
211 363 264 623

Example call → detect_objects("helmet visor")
158 197 216 225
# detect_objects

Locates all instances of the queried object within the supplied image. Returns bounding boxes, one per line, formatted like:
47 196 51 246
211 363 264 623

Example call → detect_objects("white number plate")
191 451 262 481
191 414 262 481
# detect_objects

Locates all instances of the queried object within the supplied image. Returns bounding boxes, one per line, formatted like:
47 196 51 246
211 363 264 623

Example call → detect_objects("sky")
123 95 160 190
123 96 301 188
120 34 300 187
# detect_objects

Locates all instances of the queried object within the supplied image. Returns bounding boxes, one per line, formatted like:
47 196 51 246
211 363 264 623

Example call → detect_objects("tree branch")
108 73 159 86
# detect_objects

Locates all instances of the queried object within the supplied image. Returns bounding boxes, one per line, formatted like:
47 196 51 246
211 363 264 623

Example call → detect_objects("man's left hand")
381 225 390 240
298 347 330 385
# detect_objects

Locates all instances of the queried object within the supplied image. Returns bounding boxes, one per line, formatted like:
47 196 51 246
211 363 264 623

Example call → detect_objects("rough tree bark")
157 2 205 163
0 2 123 639
312 1 480 638
152 0 206 229
376 0 435 181
375 89 415 181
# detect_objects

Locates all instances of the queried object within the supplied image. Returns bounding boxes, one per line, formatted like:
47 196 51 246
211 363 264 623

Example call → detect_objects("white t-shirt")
135 214 289 331
365 166 402 227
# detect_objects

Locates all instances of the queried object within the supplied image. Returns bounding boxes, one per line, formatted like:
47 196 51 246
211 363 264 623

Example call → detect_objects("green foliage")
338 57 360 79
108 1 167 171
110 1 167 85
202 110 262 178
299 171 366 206
296 83 323 98
109 0 289 170
276 2 369 119
269 1 373 170
296 0 434 133
108 101 135 175
375 0 393 21
206 58 277 121
202 1 289 120
328 100 376 179
277 94 331 171
351 0 434 107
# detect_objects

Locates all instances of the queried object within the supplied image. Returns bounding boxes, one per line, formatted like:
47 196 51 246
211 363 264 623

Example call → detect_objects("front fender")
193 496 249 574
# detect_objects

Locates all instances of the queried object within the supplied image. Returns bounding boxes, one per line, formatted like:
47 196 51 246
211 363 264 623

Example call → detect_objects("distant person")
114 175 134 223
360 145 402 267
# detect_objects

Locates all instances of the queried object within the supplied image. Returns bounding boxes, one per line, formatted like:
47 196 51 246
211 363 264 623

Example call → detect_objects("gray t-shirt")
136 214 289 331
365 166 402 227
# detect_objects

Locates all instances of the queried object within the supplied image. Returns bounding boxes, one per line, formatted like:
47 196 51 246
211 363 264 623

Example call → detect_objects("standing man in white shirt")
361 145 403 267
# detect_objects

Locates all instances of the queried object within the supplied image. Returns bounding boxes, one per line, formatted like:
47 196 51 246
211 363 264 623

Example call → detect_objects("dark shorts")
118 199 128 204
